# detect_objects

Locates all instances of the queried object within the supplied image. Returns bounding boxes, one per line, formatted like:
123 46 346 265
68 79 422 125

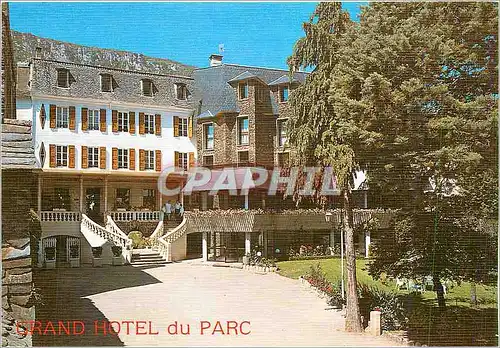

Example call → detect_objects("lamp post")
325 211 345 300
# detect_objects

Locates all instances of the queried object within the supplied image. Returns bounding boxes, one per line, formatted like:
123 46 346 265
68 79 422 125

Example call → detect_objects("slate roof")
193 64 308 117
268 74 306 86
227 71 267 85
31 58 195 108
1 119 37 169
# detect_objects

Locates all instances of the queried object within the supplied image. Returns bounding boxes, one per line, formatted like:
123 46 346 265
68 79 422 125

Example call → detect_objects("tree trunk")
343 189 363 332
470 281 477 307
433 276 446 309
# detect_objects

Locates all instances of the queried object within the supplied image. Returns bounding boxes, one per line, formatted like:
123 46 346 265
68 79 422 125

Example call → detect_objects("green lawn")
277 258 497 308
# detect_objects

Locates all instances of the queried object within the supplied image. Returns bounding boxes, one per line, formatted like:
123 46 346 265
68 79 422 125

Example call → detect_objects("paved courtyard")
34 262 403 346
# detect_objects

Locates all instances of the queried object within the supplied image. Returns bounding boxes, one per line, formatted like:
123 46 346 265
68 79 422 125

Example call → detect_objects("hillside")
12 31 197 76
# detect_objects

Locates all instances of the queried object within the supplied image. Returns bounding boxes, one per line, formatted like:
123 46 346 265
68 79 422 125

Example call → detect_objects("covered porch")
37 172 186 225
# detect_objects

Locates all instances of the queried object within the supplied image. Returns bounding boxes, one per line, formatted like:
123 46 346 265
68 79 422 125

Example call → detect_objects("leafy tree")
287 2 363 332
288 1 498 316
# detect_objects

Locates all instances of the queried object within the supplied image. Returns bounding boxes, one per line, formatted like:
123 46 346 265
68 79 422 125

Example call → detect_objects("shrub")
69 245 79 258
111 245 122 257
304 263 346 308
44 247 56 261
92 247 103 258
358 284 413 331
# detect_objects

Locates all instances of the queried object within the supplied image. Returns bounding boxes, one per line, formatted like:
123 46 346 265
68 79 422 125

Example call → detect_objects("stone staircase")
131 249 170 266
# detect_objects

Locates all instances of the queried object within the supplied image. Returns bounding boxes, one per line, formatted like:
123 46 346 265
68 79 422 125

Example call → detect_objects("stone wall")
2 227 37 347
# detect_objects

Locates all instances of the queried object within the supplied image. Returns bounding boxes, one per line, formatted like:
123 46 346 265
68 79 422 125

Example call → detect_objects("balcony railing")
109 210 161 222
40 211 81 222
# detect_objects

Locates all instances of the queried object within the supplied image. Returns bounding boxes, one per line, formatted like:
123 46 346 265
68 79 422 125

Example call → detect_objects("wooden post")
37 176 42 215
104 176 108 215
79 176 84 212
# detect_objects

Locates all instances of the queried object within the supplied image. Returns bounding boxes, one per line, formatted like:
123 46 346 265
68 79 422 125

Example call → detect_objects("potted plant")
111 245 123 266
45 246 56 269
92 247 103 267
242 253 250 266
69 245 80 268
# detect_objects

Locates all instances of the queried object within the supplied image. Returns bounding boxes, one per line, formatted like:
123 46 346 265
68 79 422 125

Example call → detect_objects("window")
56 106 69 128
238 151 249 163
203 155 214 167
145 114 155 134
118 112 129 132
238 117 249 145
178 117 189 137
204 123 214 150
118 149 129 169
177 152 188 171
56 145 68 167
145 150 155 170
239 82 248 99
115 188 130 210
256 87 268 102
278 152 290 167
88 147 99 168
88 109 100 130
54 188 71 210
100 74 113 92
141 79 154 97
279 85 289 102
175 83 188 100
277 119 288 147
57 69 70 88
142 189 156 210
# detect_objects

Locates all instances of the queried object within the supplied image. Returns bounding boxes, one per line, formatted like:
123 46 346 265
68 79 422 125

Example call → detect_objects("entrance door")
186 233 202 259
55 235 68 266
224 232 245 263
86 188 102 223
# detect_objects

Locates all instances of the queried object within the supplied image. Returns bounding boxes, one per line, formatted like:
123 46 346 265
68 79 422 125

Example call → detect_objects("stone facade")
2 3 16 120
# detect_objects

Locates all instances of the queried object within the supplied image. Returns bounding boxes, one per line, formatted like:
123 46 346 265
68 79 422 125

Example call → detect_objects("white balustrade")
109 210 160 222
40 211 81 222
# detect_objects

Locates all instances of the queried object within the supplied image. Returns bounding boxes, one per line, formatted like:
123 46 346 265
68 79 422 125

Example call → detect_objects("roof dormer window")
100 73 114 92
57 68 70 88
175 83 189 100
141 79 155 97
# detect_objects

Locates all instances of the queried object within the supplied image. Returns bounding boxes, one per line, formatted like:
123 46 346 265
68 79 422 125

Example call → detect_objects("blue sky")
10 2 363 69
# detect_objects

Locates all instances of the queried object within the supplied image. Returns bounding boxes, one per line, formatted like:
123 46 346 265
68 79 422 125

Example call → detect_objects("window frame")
238 150 249 164
204 123 214 150
117 148 129 169
175 83 188 100
88 146 99 168
144 114 155 135
237 116 249 146
56 145 68 167
177 152 188 171
88 109 100 131
142 189 156 210
145 150 155 170
203 155 214 167
279 85 290 103
117 112 129 132
178 117 189 137
56 106 69 128
100 74 113 92
277 118 288 147
141 79 154 97
238 82 249 100
56 69 70 88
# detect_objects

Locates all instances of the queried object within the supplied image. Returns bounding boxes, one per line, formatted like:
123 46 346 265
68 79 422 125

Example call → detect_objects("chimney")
209 54 223 67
